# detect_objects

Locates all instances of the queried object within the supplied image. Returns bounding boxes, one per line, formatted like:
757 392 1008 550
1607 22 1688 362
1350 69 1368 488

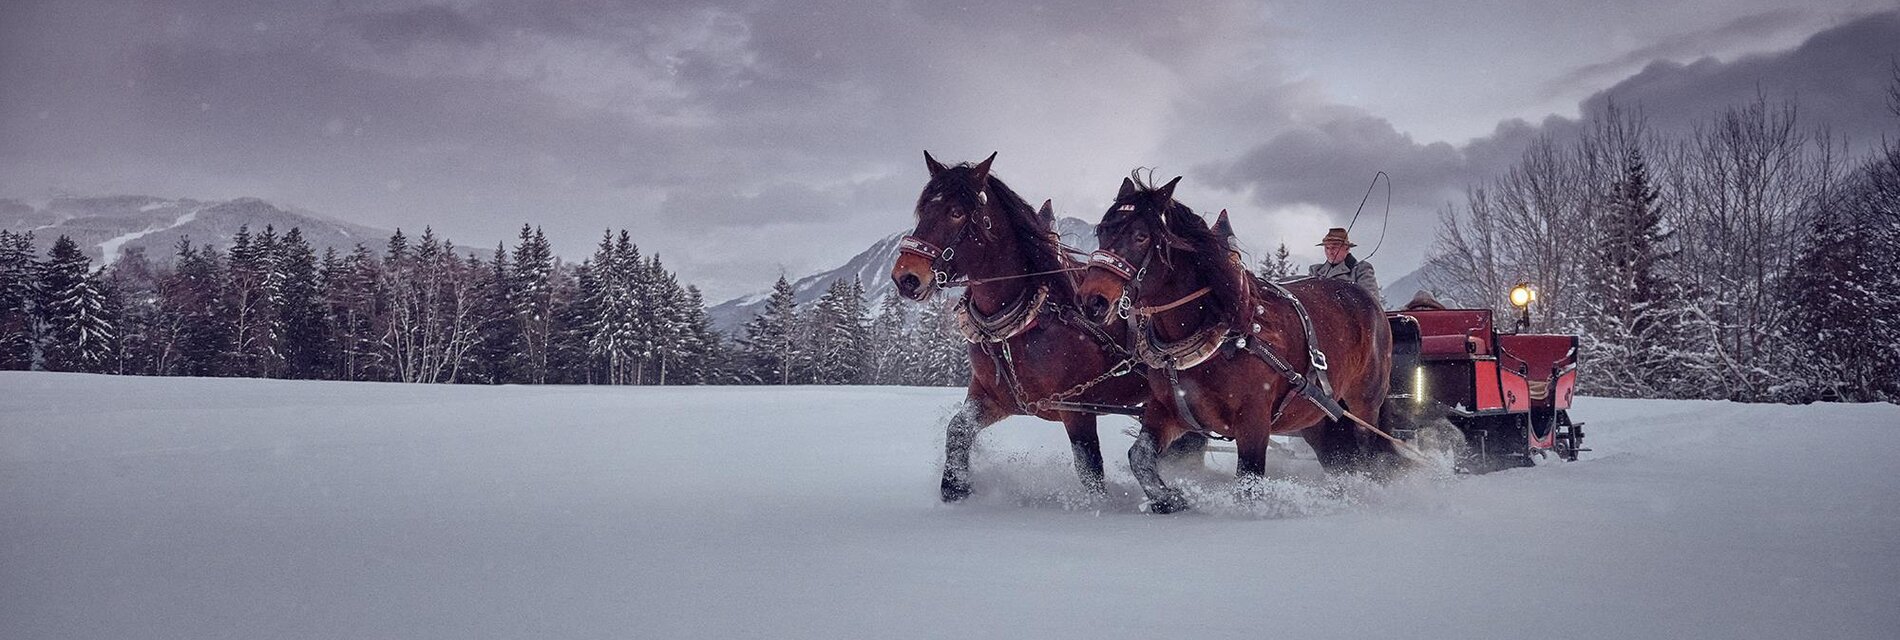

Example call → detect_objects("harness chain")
957 278 1141 417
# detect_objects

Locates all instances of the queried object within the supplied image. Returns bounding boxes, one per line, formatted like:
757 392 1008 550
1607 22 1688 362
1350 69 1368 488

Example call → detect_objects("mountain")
709 216 1099 332
1381 265 1428 310
0 195 390 265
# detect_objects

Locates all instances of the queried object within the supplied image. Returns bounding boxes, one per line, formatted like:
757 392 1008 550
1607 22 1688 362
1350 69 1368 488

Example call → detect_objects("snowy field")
2 372 1897 640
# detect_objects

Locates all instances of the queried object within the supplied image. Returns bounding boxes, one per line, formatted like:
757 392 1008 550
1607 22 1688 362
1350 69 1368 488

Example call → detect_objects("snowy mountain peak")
1 196 391 266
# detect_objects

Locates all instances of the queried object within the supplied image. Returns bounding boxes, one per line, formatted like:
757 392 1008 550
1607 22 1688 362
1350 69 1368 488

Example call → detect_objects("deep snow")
1 371 1896 639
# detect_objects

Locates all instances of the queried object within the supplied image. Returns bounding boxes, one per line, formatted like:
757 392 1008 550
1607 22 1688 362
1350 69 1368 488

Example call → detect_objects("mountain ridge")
1 195 392 265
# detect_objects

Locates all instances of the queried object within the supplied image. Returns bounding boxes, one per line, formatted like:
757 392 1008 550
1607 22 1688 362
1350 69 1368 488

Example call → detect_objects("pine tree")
865 290 912 384
577 233 615 382
1778 144 1900 402
510 225 556 384
468 243 519 384
222 225 281 377
801 278 869 384
913 297 970 386
154 238 232 376
672 285 721 384
276 228 332 379
324 244 385 381
740 275 800 385
0 230 41 369
543 259 589 384
645 255 693 385
103 248 164 375
1256 242 1296 281
37 236 114 371
1577 146 1702 398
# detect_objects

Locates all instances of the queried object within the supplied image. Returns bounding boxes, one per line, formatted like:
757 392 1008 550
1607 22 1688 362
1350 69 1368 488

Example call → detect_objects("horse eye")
1132 230 1150 245
949 207 966 219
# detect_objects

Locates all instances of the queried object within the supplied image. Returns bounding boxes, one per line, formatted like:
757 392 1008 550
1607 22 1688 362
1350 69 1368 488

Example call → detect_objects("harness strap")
1134 286 1211 317
1257 277 1336 400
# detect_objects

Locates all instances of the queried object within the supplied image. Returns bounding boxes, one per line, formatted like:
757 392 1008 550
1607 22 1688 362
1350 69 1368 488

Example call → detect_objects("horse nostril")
898 273 922 297
1085 294 1109 320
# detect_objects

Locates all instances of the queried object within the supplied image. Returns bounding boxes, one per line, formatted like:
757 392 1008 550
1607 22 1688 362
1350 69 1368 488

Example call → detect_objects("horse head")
1077 173 1247 331
892 151 1004 301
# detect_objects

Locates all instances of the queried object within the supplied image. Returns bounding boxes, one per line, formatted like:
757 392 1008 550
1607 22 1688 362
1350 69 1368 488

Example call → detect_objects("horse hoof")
941 478 972 503
1144 492 1191 514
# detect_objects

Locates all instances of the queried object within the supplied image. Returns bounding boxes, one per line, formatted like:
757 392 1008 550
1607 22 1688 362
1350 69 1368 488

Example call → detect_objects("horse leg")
1302 417 1361 475
1354 403 1404 481
1129 415 1192 514
941 399 1003 503
1061 413 1108 497
1233 428 1272 502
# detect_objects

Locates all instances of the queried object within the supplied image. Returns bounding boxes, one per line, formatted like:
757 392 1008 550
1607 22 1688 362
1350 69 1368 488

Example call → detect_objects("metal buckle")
1310 349 1329 371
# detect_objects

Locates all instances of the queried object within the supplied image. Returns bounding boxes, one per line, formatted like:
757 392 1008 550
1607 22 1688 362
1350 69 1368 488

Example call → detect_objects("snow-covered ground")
2 372 1896 639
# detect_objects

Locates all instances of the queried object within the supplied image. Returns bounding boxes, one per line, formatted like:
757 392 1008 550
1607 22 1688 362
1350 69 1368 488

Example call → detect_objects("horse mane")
917 163 1075 302
1108 171 1250 329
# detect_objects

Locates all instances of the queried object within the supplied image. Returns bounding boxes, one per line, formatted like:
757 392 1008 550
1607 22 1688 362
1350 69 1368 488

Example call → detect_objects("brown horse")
1076 174 1400 513
892 152 1155 502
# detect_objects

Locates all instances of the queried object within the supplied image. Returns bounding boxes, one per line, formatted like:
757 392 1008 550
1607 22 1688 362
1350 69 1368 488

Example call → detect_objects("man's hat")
1317 227 1356 247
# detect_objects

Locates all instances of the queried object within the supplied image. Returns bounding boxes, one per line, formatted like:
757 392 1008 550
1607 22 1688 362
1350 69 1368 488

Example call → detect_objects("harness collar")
957 283 1049 343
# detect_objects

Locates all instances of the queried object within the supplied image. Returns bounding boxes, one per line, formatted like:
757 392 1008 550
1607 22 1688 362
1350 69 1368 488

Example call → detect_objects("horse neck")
962 217 1034 316
1143 258 1220 343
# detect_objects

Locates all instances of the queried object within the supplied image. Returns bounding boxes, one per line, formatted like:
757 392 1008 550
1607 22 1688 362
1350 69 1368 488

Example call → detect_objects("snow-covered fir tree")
912 297 970 386
100 248 162 375
0 229 41 369
1575 145 1704 398
800 278 869 385
275 228 331 379
1777 141 1900 402
865 290 913 385
223 225 280 377
37 235 114 371
740 275 800 385
509 225 556 384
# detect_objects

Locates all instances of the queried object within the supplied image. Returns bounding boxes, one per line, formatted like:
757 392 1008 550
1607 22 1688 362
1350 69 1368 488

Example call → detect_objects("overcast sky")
3 0 1896 301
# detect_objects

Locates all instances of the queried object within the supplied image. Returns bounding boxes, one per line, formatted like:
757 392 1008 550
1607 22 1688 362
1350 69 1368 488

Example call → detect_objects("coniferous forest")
0 224 970 387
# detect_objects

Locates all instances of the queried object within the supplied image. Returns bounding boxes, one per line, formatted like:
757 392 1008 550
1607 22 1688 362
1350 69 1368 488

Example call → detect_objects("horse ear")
970 152 997 185
1117 177 1137 201
924 150 947 177
1039 199 1054 221
1156 176 1183 203
1213 209 1234 239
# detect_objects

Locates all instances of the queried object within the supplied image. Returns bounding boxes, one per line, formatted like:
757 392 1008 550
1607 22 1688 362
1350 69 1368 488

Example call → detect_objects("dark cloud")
1201 113 1464 209
1543 8 1818 93
1576 11 1900 144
